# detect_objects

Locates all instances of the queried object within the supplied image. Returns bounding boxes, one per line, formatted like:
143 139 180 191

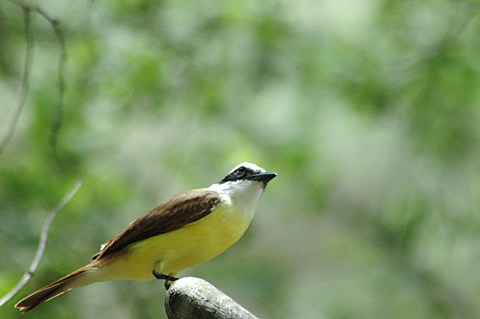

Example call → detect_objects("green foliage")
2 0 480 318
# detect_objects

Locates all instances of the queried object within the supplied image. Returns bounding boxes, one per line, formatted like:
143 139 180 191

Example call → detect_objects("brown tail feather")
15 266 94 313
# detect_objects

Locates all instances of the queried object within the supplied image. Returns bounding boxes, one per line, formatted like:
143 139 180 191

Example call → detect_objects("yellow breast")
104 202 252 281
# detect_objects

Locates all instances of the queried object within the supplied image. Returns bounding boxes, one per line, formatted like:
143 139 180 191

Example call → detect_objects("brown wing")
91 188 220 261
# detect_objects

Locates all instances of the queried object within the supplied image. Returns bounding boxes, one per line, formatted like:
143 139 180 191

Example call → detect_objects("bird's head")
219 162 277 187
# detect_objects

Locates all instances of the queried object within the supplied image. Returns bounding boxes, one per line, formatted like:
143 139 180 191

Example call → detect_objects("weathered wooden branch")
165 277 259 319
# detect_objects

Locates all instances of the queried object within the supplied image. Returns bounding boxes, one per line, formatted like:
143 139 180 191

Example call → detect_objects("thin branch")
0 179 83 307
0 4 33 158
36 5 68 169
85 0 96 19
396 4 478 79
1 0 67 168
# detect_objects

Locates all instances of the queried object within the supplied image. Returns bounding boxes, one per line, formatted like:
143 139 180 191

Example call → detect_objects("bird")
15 162 277 313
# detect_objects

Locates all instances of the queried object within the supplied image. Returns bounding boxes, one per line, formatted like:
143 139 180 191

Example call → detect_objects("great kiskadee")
15 162 276 312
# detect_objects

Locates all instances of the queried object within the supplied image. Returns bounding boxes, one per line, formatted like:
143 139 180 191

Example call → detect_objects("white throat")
209 180 265 220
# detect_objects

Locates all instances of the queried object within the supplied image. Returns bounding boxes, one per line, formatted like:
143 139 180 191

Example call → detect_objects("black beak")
247 172 277 184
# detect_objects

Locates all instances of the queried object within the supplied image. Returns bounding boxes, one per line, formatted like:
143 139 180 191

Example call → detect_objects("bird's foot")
152 270 179 290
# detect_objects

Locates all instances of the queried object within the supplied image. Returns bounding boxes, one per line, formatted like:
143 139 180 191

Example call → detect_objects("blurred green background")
2 0 480 318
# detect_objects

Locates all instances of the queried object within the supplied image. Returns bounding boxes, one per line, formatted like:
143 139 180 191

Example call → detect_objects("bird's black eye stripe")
219 165 255 183
234 166 246 177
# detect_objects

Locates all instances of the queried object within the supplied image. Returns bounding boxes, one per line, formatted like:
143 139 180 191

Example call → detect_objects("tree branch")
0 3 33 158
41 5 67 169
0 179 83 307
1 0 67 168
165 277 259 319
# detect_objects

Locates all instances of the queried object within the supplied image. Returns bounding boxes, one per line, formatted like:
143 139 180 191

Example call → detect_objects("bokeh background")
2 0 480 318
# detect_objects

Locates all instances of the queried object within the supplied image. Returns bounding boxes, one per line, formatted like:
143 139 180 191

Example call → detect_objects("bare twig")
35 5 68 169
85 0 96 18
0 4 33 158
1 0 67 168
0 179 83 307
396 4 478 80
